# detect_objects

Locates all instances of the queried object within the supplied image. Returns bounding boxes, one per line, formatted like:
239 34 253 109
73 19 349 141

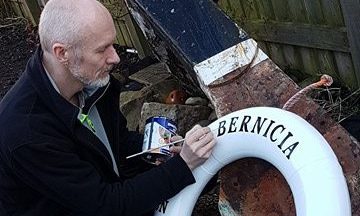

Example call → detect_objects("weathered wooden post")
126 0 360 214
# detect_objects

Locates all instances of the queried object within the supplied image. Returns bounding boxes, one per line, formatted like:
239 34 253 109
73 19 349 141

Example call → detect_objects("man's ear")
52 43 69 65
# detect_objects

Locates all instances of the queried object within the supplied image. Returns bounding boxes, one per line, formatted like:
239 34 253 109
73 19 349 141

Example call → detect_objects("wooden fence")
98 0 150 57
0 1 14 18
218 0 360 89
6 0 150 58
8 0 41 25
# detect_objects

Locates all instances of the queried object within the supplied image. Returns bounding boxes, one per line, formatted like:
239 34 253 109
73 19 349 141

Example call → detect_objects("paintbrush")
126 138 185 159
126 127 218 159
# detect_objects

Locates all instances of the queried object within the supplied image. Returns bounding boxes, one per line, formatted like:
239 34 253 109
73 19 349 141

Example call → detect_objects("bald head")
39 0 114 52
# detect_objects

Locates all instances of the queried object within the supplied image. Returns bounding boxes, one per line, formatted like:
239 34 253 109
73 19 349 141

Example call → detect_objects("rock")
185 97 208 106
120 66 188 131
139 102 212 136
196 119 212 127
120 87 156 131
128 62 172 86
208 110 218 122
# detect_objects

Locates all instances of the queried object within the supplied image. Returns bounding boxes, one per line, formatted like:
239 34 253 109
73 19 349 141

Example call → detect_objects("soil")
0 18 37 100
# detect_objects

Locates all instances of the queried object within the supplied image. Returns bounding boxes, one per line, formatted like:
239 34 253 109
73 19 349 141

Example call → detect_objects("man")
0 0 216 215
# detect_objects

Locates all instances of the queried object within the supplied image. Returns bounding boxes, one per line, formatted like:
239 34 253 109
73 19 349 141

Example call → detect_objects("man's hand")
179 125 216 170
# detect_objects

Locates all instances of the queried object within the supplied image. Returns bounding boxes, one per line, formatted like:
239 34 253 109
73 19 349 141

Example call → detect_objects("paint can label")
142 116 177 164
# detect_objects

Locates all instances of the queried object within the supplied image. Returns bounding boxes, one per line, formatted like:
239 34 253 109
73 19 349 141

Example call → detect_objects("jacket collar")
26 46 123 178
27 46 112 133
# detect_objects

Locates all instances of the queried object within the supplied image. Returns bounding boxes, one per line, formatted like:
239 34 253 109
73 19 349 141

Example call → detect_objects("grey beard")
87 75 110 87
69 65 110 88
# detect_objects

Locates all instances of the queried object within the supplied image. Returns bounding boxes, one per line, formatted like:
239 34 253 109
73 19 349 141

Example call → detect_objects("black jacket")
0 47 195 216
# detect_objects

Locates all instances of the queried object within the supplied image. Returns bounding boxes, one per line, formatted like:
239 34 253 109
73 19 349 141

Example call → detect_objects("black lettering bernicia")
228 117 239 133
282 142 299 159
262 120 275 138
270 125 285 142
157 200 169 213
239 115 251 132
218 120 227 136
278 132 293 149
251 117 268 134
215 114 300 160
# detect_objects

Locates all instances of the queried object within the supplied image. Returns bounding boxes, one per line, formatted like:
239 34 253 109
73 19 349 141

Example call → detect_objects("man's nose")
107 46 120 65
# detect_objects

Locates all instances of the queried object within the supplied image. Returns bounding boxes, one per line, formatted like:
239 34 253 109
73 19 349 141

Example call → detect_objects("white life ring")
155 107 351 216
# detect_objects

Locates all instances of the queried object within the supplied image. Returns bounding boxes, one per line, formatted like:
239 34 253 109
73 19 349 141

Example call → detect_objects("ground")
0 18 37 100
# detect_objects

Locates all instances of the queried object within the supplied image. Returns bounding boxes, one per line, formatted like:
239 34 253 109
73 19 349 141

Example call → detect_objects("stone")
139 102 212 136
120 67 186 131
129 62 172 86
185 97 208 106
120 87 155 131
208 110 218 122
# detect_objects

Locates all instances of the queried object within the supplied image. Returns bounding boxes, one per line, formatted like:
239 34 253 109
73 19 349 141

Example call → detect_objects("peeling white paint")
193 38 269 85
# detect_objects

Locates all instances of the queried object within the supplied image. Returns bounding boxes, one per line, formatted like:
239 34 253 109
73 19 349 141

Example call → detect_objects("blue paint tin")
142 116 177 164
